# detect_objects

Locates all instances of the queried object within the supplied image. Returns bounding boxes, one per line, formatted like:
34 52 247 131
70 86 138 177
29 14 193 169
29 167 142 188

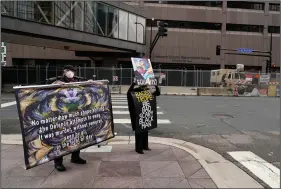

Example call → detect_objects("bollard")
233 85 238 97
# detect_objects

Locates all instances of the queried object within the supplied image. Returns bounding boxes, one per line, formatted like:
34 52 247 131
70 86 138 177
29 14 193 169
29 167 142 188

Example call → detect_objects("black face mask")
140 85 148 90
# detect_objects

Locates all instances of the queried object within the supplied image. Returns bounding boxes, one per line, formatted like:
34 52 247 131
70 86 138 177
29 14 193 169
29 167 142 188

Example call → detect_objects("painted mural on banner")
13 81 115 169
131 57 157 85
130 88 157 133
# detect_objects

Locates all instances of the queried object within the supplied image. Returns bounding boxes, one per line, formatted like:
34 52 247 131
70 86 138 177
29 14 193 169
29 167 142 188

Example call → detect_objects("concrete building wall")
136 1 280 70
5 43 90 66
3 1 280 71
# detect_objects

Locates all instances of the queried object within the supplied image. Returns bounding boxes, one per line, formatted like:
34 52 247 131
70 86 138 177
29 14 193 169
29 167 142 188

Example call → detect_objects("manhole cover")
212 113 235 119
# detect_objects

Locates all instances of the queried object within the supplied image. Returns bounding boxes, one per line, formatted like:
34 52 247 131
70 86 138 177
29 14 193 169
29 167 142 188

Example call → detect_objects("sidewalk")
2 143 216 188
1 136 263 188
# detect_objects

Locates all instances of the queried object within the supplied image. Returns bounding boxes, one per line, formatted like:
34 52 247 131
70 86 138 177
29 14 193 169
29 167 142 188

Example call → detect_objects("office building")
1 1 280 72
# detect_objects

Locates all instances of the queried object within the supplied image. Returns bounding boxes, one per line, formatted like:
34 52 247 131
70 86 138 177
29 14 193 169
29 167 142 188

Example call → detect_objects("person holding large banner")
127 58 160 154
46 65 103 171
13 65 115 172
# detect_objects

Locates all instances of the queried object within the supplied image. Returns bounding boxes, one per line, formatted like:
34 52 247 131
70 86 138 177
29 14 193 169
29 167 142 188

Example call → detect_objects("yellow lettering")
135 91 153 102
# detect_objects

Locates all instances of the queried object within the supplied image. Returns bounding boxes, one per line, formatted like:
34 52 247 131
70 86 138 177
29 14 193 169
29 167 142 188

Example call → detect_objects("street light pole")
150 18 154 59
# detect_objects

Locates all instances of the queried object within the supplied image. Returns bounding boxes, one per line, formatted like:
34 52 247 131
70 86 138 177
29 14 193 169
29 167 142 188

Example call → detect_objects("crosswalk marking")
228 151 280 188
112 105 160 109
111 99 127 102
1 101 17 108
113 111 163 115
112 102 128 105
110 95 171 125
114 119 171 124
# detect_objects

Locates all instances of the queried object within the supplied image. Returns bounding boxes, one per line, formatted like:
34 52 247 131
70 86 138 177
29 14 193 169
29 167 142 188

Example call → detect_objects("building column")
90 59 95 67
220 1 227 69
262 2 270 72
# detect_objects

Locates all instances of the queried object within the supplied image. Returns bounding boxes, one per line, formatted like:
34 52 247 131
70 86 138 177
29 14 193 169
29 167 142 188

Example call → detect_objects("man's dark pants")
54 150 80 165
135 131 149 151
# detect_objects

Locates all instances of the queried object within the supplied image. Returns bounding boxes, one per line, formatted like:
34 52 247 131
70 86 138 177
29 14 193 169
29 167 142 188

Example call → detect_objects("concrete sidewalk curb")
1 135 263 188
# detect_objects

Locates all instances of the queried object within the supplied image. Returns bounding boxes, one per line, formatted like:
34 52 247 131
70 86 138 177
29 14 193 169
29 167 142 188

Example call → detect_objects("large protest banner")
13 80 115 170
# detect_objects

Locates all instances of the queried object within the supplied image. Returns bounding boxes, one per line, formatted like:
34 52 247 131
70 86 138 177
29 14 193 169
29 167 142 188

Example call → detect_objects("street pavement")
1 93 280 187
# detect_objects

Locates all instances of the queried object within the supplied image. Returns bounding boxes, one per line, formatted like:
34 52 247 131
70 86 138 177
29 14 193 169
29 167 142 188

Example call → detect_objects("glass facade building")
1 1 146 44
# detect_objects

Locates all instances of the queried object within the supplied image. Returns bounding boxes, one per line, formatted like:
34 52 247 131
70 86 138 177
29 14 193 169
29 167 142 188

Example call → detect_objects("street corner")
1 143 218 188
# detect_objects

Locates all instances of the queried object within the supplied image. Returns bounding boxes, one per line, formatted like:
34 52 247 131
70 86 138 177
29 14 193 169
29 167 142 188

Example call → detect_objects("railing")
1 1 146 44
1 66 280 88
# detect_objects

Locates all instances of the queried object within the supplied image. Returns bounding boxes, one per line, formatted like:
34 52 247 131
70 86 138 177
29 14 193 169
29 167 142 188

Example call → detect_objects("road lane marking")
112 106 160 109
113 111 163 115
112 102 128 105
228 151 280 188
111 97 127 99
114 119 171 124
84 146 112 153
111 99 127 102
1 101 17 108
111 95 126 98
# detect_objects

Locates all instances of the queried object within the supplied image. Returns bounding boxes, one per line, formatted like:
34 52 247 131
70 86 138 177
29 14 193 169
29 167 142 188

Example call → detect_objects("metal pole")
16 66 19 85
150 18 154 59
45 65 48 80
120 64 122 85
38 64 41 83
26 65 28 85
181 70 183 86
269 31 273 71
193 65 195 87
130 68 132 84
196 69 199 87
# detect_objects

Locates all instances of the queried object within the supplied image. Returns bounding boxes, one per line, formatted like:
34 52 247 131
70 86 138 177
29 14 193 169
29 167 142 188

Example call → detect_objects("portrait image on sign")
131 58 156 85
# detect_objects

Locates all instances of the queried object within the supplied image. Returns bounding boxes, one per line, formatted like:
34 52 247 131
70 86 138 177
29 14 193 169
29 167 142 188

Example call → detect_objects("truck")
210 64 253 94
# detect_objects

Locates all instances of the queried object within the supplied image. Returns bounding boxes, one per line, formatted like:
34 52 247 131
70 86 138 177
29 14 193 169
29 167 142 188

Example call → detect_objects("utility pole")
149 21 168 60
150 18 154 56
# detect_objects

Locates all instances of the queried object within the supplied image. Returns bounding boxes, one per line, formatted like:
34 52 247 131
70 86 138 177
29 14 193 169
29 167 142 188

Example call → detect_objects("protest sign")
13 80 115 169
128 88 157 133
131 58 157 85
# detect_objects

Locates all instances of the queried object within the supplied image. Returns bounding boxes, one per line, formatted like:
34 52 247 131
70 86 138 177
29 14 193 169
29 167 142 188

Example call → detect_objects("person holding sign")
47 65 102 172
127 78 160 154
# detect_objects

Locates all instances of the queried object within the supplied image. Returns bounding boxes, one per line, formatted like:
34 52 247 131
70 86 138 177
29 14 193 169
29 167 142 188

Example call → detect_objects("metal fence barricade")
1 66 280 97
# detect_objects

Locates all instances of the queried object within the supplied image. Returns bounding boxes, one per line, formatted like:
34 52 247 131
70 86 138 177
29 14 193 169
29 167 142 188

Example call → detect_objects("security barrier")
159 86 197 96
109 85 121 94
197 87 233 96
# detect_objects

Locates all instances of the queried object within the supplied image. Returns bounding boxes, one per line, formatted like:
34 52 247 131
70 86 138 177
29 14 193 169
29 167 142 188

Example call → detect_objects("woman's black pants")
135 131 148 151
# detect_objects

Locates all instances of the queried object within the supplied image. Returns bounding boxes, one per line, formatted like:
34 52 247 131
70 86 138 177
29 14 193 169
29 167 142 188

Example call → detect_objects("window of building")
96 2 108 36
226 23 264 33
144 1 222 7
268 26 280 34
107 6 119 38
269 3 280 11
146 19 221 30
227 1 264 10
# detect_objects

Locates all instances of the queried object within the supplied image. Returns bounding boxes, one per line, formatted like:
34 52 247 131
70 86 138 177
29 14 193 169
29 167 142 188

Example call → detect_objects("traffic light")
272 64 276 68
216 45 221 56
266 60 271 73
157 21 168 37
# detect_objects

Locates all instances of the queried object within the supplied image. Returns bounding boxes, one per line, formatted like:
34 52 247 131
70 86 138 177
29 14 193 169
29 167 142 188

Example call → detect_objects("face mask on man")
65 71 74 79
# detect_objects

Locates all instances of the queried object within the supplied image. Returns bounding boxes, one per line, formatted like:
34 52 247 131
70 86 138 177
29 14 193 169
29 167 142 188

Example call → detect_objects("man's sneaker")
143 147 151 151
136 149 144 154
55 164 66 172
71 157 87 164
